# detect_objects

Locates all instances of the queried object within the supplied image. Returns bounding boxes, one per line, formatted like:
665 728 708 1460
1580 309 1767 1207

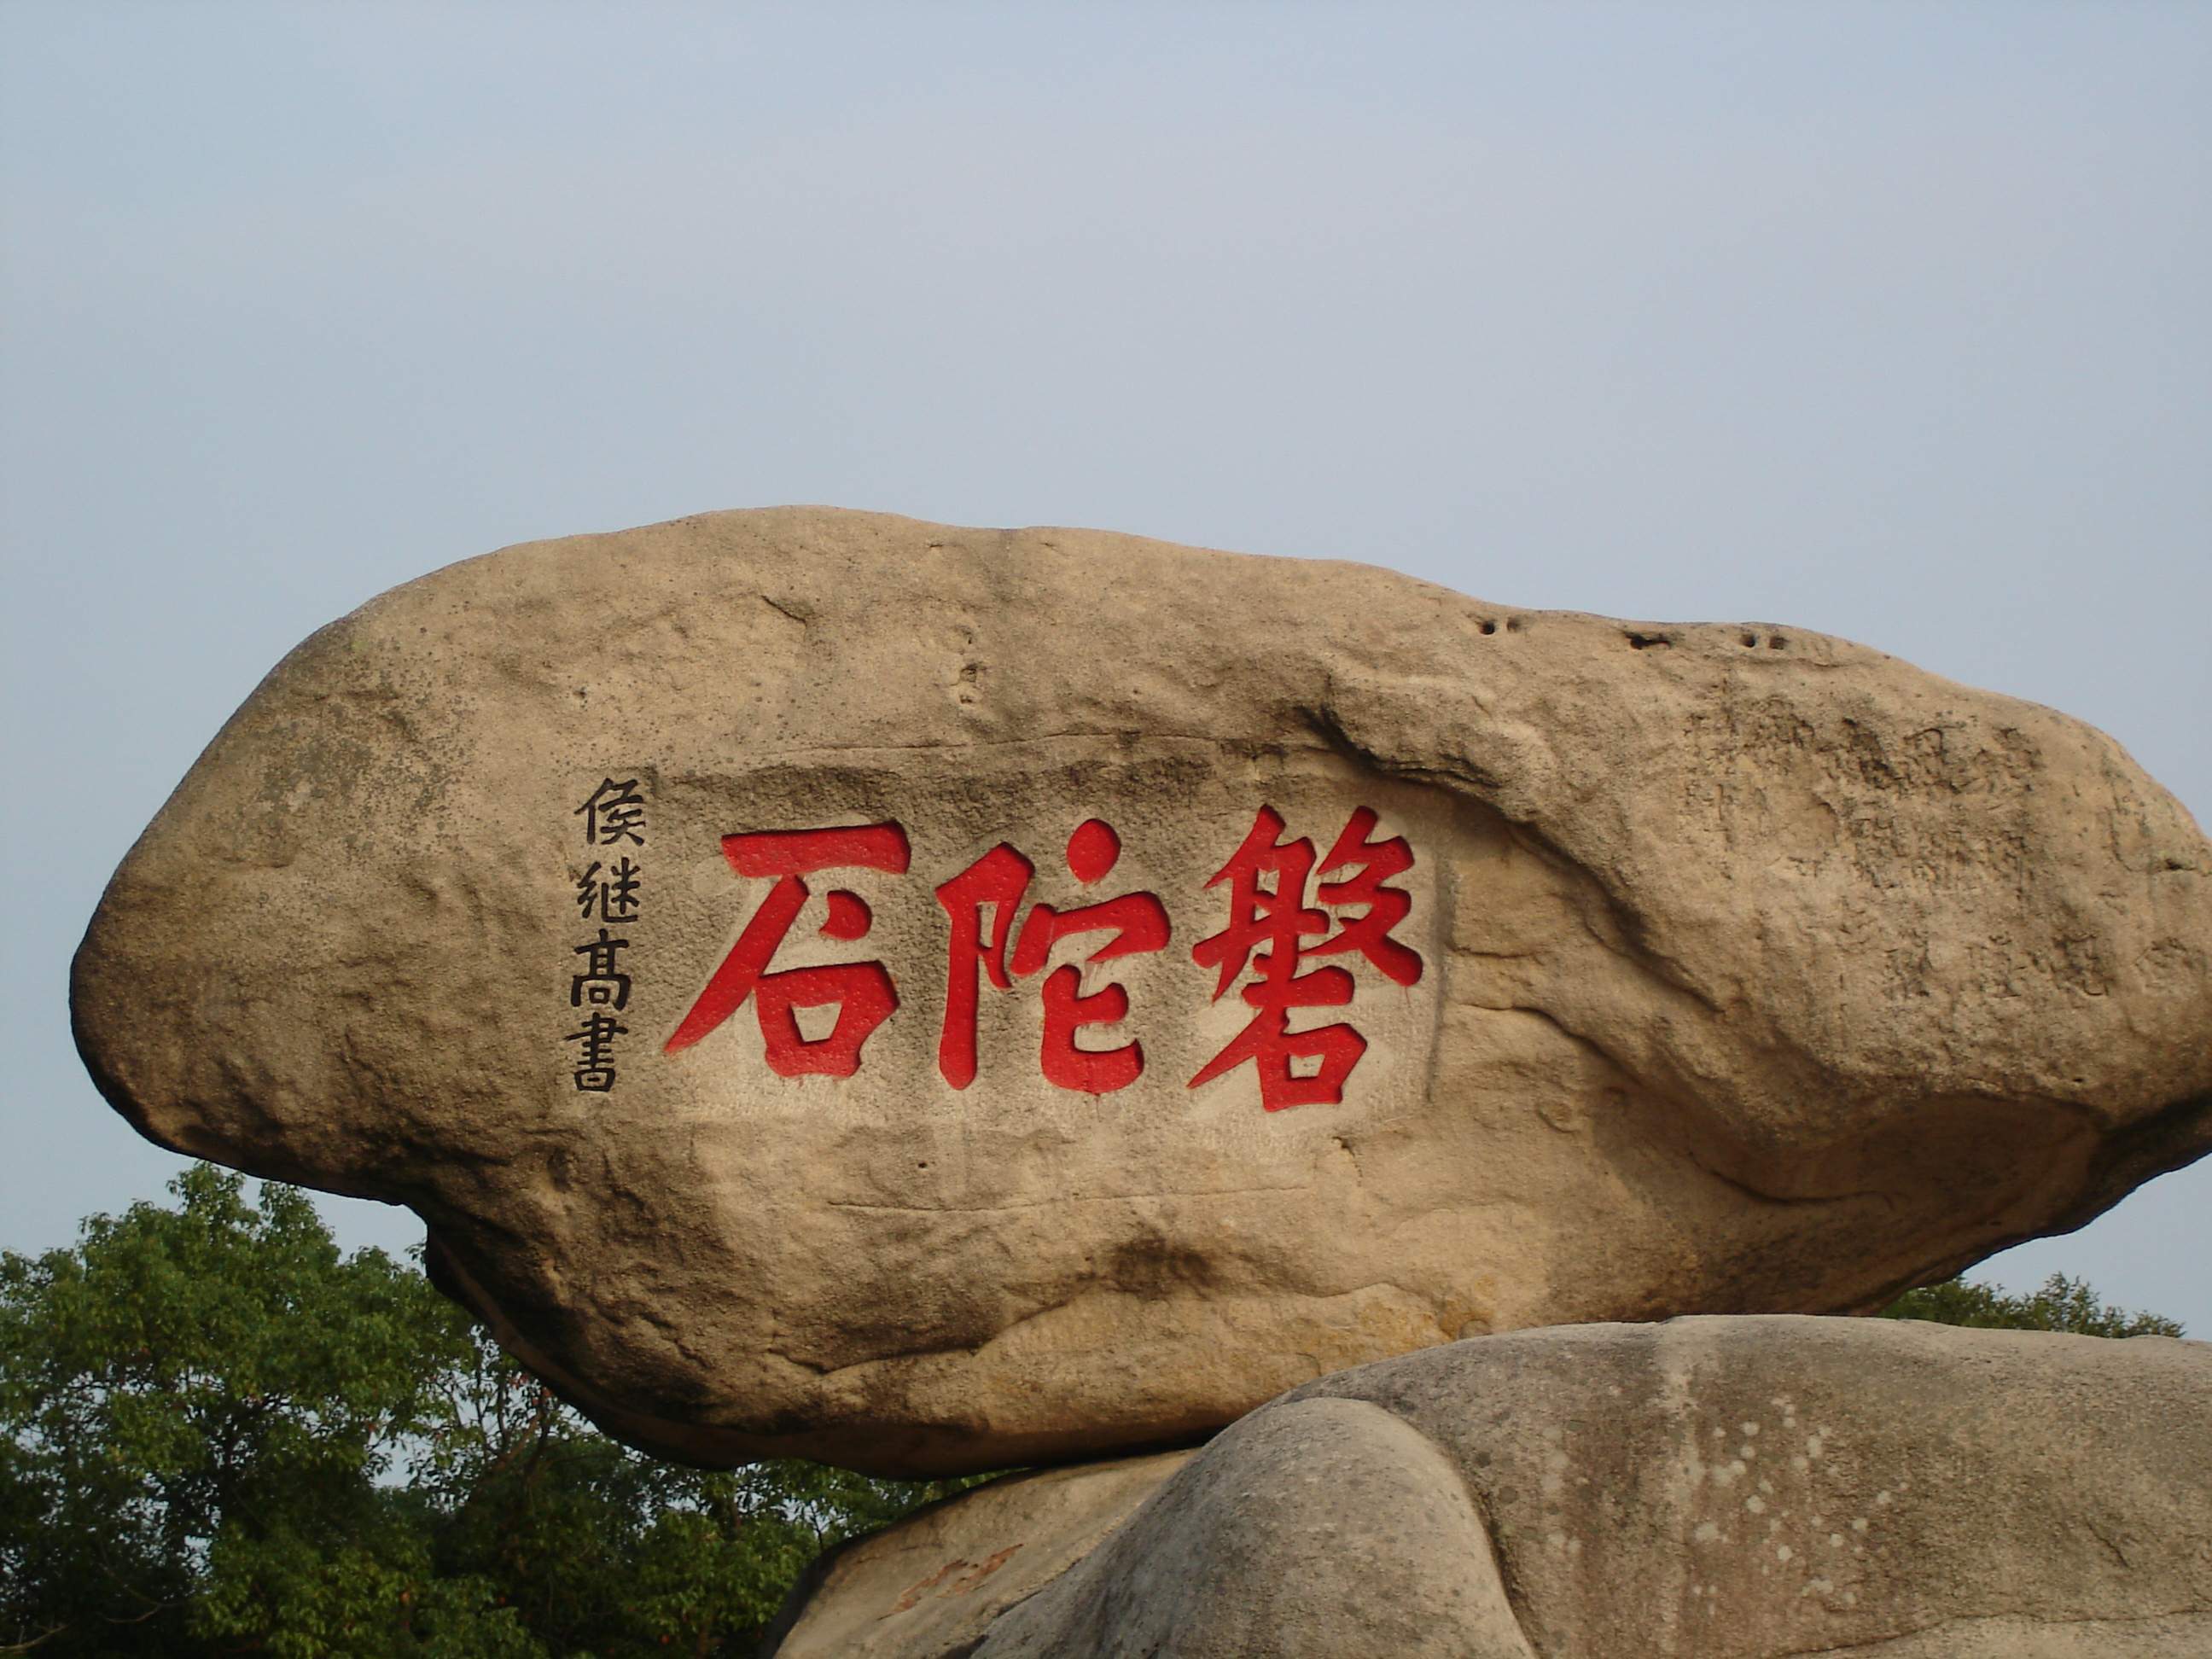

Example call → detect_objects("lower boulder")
766 1316 2211 1657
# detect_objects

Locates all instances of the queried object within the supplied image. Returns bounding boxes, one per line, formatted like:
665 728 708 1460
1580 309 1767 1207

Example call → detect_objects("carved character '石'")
664 824 910 1077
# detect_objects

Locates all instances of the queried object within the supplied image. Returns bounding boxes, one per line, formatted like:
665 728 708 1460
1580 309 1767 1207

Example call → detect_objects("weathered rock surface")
770 1318 2212 1658
72 507 2212 1474
761 1452 1193 1657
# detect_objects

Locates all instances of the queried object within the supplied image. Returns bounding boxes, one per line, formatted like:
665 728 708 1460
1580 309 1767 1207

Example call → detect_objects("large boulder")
72 507 2212 1474
768 1318 2212 1657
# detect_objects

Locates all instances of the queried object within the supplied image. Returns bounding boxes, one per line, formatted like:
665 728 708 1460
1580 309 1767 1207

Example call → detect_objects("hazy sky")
5 4 2207 1330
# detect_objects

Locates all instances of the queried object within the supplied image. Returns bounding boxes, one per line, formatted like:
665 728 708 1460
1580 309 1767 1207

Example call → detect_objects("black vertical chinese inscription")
574 778 647 847
571 928 632 1009
564 1012 628 1092
564 780 645 1091
577 855 643 921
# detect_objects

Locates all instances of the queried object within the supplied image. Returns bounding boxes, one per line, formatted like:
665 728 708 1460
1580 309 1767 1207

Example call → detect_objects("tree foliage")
0 1168 976 1656
1877 1272 2185 1338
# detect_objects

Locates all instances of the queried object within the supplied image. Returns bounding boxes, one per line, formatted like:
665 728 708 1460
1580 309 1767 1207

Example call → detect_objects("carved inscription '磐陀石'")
660 805 1422 1110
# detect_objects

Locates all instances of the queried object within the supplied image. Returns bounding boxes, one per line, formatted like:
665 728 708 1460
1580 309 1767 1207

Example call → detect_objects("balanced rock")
768 1317 2212 1657
72 508 2212 1474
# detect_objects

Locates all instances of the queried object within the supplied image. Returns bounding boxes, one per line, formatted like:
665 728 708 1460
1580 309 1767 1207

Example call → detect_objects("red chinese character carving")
664 824 910 1077
935 842 1034 1089
1308 807 1423 988
935 818 1170 1093
1012 820 1173 1093
1188 805 1422 1110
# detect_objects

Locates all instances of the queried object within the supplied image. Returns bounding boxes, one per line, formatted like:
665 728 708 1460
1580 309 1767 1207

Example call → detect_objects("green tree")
408 1323 972 1654
0 1168 978 1657
0 1166 529 1656
1877 1272 2185 1337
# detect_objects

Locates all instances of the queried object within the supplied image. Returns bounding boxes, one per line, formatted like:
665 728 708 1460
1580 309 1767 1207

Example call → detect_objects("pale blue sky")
5 4 2207 1328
